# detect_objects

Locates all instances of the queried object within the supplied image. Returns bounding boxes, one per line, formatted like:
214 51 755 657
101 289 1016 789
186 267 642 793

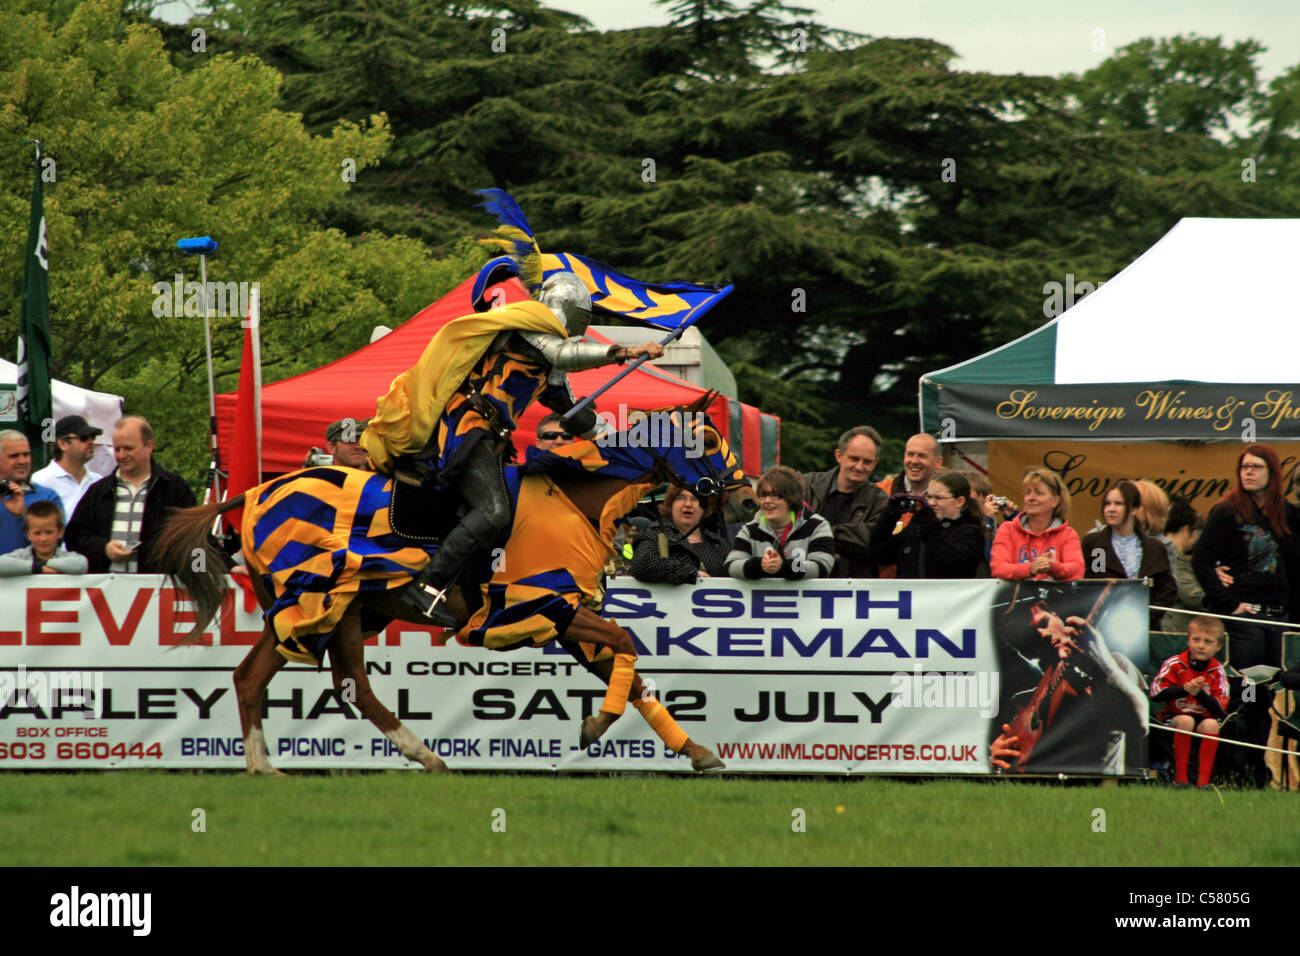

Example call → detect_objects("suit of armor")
399 272 639 622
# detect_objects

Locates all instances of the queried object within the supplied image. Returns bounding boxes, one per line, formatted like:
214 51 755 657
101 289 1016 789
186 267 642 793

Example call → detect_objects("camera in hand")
302 448 334 468
893 493 926 514
0 479 15 498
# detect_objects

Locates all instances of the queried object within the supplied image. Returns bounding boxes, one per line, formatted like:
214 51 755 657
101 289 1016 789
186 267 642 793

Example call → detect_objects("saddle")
389 464 460 543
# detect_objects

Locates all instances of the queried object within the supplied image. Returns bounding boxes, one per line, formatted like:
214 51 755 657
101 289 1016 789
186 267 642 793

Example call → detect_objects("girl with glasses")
726 466 835 580
1191 444 1294 671
867 472 987 577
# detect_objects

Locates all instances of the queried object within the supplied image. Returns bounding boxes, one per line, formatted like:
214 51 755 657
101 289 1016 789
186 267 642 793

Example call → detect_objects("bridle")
642 416 742 503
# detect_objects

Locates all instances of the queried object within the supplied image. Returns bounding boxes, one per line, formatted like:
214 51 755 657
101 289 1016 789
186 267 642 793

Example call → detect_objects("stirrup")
401 576 459 627
415 580 451 616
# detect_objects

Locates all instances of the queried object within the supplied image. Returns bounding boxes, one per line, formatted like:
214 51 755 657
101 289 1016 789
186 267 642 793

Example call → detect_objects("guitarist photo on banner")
989 581 1151 775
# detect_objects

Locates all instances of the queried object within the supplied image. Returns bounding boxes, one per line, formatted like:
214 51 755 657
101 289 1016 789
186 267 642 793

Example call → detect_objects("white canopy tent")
1054 217 1300 383
921 218 1300 441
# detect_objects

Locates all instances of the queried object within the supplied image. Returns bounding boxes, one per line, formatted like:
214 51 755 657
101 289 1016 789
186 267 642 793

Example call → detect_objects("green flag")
18 143 52 470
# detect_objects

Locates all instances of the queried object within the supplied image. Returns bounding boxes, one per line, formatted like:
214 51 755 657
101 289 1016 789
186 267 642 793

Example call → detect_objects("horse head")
528 392 759 521
605 391 758 521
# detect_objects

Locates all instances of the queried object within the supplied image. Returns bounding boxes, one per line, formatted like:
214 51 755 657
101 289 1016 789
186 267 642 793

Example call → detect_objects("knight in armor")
361 269 664 624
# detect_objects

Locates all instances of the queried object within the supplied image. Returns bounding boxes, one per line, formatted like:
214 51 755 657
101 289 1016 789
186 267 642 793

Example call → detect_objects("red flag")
224 286 262 532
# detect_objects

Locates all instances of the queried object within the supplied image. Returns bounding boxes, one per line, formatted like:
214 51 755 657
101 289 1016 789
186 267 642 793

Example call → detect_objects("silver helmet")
537 271 592 335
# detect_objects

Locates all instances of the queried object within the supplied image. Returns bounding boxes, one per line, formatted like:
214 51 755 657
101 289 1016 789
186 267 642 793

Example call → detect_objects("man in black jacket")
873 432 945 578
802 426 888 577
65 416 197 573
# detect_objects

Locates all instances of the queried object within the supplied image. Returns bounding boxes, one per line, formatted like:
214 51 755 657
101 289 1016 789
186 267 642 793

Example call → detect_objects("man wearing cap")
0 429 65 556
326 418 370 470
33 415 104 517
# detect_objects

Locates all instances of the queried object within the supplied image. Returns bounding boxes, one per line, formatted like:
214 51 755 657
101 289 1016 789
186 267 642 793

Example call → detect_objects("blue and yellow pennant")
476 188 732 332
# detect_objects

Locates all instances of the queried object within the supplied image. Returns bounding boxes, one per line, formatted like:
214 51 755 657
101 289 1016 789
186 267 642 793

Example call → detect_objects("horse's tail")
155 495 247 643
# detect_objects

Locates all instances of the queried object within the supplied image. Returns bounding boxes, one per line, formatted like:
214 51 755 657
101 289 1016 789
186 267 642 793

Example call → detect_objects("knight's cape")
361 301 567 474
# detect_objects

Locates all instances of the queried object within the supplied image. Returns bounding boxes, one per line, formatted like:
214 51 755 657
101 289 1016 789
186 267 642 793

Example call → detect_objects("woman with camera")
959 469 1017 562
867 472 988 578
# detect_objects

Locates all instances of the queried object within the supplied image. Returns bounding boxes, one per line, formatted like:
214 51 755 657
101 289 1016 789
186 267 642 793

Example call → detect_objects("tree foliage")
0 0 479 483
9 0 1300 478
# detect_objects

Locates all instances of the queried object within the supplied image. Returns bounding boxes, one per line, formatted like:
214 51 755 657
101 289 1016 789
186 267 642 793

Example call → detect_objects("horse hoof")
420 754 450 774
690 749 725 773
246 766 287 777
579 715 606 748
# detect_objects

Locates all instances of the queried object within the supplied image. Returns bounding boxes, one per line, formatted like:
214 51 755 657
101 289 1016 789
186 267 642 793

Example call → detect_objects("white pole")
200 253 220 500
248 283 262 478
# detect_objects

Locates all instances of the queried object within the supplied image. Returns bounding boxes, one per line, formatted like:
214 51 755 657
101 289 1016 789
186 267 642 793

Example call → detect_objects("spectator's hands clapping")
761 547 783 574
1029 548 1056 575
1183 675 1206 696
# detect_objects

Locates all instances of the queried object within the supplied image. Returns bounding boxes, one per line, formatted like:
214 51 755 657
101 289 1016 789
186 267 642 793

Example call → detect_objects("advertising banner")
0 576 1149 775
939 383 1300 441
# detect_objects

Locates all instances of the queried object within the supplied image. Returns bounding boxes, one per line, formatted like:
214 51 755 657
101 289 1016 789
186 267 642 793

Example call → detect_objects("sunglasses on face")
539 431 573 441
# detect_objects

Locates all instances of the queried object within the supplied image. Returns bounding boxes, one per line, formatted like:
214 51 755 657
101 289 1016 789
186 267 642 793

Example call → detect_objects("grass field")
4 772 1300 866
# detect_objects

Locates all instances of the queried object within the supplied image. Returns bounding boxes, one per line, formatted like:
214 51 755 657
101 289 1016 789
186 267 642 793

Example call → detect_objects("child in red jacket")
1150 616 1230 787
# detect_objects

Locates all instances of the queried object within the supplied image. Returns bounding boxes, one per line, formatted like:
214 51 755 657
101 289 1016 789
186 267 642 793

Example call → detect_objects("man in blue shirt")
0 429 64 555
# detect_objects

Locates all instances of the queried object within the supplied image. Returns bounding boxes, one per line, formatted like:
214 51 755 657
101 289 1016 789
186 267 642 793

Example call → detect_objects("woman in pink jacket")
990 467 1084 581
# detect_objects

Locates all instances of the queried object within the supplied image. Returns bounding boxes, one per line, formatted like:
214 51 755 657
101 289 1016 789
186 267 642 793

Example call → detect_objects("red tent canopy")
216 275 779 477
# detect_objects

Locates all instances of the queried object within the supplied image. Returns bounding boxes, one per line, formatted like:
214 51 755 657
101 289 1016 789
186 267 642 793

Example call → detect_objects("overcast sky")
551 0 1300 80
154 0 1299 80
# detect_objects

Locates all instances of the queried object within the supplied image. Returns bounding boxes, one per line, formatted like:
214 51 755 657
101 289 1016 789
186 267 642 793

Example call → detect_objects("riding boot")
402 511 502 625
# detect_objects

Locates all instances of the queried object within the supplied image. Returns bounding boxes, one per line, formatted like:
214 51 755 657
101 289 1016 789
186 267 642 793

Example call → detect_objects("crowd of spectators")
612 429 1298 788
0 416 196 576
5 422 1292 639
607 426 1299 628
2 413 1295 788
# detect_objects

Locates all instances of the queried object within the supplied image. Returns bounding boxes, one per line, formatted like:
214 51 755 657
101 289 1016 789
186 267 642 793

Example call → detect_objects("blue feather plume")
477 188 536 239
476 188 544 293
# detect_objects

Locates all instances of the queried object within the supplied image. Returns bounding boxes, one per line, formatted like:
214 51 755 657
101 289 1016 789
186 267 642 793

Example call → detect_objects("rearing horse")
156 400 756 775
